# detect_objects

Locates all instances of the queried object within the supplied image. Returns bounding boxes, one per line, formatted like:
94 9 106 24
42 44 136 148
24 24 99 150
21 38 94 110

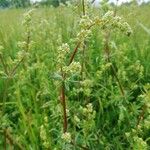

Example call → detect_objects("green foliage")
0 0 30 8
40 0 70 7
11 0 30 8
0 2 150 150
0 0 11 7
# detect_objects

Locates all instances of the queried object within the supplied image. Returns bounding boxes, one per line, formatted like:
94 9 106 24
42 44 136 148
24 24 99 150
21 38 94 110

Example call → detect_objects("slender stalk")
10 56 25 77
60 12 99 133
111 64 125 96
0 54 9 75
136 104 147 128
2 78 10 114
104 32 125 97
10 31 30 77
69 42 81 65
68 22 97 66
81 42 85 80
60 41 82 133
61 81 67 133
2 30 31 113
82 0 85 15
103 8 125 97
81 0 86 80
60 67 68 133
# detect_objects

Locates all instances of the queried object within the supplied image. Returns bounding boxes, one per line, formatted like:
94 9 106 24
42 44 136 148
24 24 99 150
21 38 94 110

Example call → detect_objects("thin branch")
69 42 81 65
0 54 9 75
10 57 25 77
10 29 30 77
82 0 85 15
136 104 147 128
2 78 10 114
81 0 86 80
60 67 68 133
103 8 125 97
68 23 96 66
61 81 67 133
111 64 125 96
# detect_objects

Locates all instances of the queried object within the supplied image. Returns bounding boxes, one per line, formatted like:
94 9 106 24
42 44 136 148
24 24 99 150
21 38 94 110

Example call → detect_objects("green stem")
0 54 9 75
2 78 10 114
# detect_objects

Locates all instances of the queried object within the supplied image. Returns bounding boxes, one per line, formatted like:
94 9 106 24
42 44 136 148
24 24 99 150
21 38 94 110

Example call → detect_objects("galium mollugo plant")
52 2 134 148
2 2 149 149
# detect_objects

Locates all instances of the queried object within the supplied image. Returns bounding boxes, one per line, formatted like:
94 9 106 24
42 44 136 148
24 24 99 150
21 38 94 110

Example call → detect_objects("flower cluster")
62 61 81 75
76 14 95 41
96 62 112 79
22 9 35 34
82 103 96 119
79 79 93 96
57 43 70 66
125 129 148 150
133 136 148 150
9 9 35 77
102 11 114 21
79 15 93 29
76 29 92 41
61 132 71 143
40 125 47 141
128 60 144 79
40 116 49 148
79 103 96 135
73 103 96 133
57 43 81 76
139 84 150 109
102 11 133 36
74 115 80 124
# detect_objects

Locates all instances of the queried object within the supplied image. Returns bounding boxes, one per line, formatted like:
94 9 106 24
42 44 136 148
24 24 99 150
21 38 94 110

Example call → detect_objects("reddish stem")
69 42 81 65
60 19 97 133
136 104 147 128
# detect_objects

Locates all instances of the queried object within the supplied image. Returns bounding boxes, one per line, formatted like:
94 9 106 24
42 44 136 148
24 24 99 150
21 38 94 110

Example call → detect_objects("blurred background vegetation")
0 0 70 8
0 0 150 8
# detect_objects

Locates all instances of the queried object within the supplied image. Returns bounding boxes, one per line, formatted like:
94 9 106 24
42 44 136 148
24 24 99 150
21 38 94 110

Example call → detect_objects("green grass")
0 4 150 150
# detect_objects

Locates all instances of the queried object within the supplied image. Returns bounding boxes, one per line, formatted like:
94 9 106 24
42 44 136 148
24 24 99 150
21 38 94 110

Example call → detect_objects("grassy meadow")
0 3 150 150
